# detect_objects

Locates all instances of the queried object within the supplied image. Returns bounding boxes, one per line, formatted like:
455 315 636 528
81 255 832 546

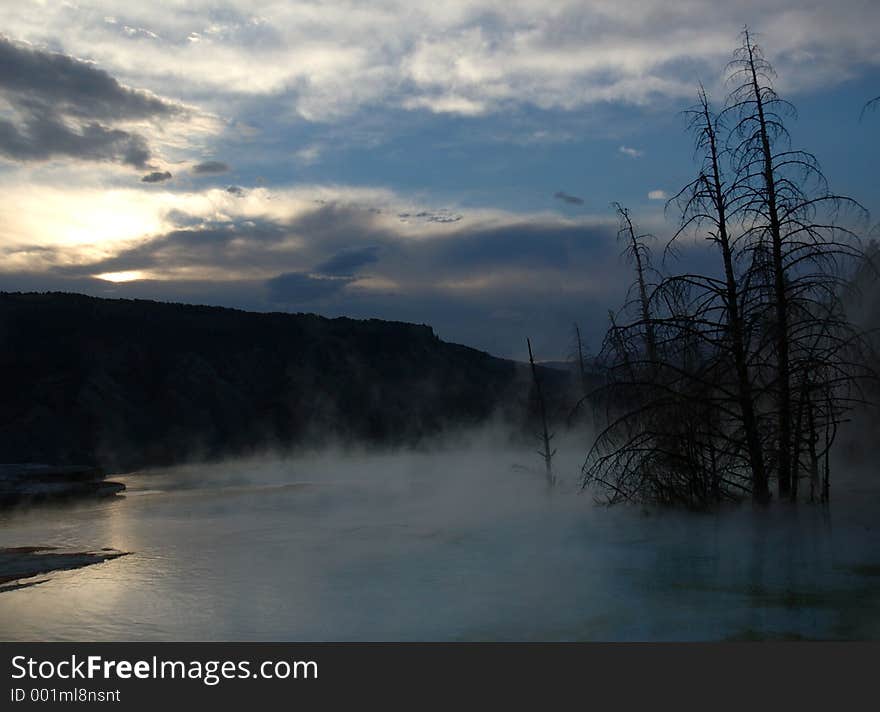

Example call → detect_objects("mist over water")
2 430 879 641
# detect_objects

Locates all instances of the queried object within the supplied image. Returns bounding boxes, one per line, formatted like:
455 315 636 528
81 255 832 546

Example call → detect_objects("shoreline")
0 464 126 507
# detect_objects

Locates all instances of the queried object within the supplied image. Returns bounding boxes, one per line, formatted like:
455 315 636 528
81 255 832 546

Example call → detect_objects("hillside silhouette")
0 292 558 470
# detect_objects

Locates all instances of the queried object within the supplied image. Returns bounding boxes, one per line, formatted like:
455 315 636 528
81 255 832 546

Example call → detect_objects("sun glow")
95 271 145 283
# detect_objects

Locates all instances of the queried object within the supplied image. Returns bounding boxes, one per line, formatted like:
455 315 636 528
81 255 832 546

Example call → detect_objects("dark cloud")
314 246 380 276
165 209 209 228
554 190 584 205
0 114 152 167
398 210 462 223
0 36 178 121
291 203 385 243
0 35 181 168
55 219 293 278
265 272 352 304
141 170 172 183
54 203 617 284
226 185 245 195
427 221 605 271
192 161 229 175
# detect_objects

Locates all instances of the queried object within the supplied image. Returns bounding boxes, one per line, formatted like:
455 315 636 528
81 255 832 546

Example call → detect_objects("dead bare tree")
581 29 874 509
527 337 556 488
665 85 770 502
725 27 870 500
581 207 716 506
724 28 796 497
613 203 659 366
573 323 589 399
565 322 594 426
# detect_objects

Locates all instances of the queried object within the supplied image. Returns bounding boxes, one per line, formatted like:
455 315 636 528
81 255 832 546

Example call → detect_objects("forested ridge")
0 291 559 470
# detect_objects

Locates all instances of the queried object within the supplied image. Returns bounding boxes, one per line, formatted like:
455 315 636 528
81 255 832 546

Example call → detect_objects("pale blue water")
1 448 879 641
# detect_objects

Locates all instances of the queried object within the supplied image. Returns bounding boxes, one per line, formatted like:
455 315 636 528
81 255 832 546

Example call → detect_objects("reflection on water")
1 447 879 641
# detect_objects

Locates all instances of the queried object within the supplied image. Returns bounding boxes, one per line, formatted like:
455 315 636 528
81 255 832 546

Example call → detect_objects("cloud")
192 160 230 175
647 190 667 200
0 35 177 121
294 145 322 166
226 185 245 195
13 183 620 289
265 271 352 304
315 246 381 276
0 116 152 167
397 210 462 224
0 35 182 168
1 179 633 281
619 146 643 158
142 170 172 183
121 26 160 41
63 219 292 278
554 191 584 206
2 3 877 122
65 211 601 285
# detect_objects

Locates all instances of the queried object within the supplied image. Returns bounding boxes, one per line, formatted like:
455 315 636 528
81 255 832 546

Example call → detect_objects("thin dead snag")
527 338 556 488
613 202 658 367
574 323 589 399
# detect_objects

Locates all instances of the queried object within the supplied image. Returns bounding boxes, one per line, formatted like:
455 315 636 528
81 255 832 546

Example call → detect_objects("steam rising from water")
1 428 879 641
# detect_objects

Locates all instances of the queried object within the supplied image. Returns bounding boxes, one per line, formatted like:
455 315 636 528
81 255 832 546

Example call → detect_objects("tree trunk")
528 338 555 488
745 32 792 499
575 323 589 397
700 94 769 502
617 206 657 365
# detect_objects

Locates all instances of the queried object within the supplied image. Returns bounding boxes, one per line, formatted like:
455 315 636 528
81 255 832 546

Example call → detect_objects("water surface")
2 447 879 641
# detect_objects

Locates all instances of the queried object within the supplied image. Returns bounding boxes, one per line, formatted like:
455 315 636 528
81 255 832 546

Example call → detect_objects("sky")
0 1 878 360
